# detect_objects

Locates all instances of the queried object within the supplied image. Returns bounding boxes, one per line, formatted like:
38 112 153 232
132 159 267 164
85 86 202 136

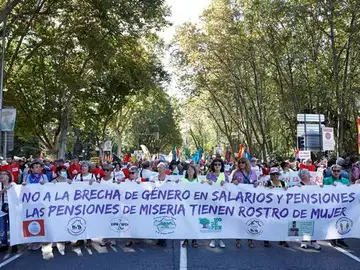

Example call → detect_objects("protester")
297 169 321 250
323 164 350 249
101 165 115 183
73 162 96 184
69 158 81 179
231 157 257 248
150 162 171 247
53 166 72 183
124 166 142 183
180 164 198 248
250 158 262 178
140 161 157 181
0 171 16 253
112 162 125 183
72 162 96 248
205 158 227 248
169 160 179 175
299 159 316 171
264 167 289 248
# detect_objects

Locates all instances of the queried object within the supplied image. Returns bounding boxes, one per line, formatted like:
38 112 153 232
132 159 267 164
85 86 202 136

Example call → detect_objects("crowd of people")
0 154 357 256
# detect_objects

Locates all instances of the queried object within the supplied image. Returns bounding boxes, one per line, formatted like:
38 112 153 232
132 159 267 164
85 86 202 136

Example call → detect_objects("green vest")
216 173 225 184
182 177 198 183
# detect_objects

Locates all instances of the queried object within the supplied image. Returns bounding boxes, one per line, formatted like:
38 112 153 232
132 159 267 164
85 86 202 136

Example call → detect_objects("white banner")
259 171 323 186
8 182 360 245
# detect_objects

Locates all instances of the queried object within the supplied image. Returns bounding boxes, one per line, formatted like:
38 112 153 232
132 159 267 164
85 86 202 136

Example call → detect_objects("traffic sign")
322 127 335 151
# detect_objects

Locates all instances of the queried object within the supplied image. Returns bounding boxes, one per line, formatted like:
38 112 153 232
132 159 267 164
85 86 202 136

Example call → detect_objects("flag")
140 145 151 160
172 145 179 161
294 149 300 160
192 148 202 163
237 144 245 159
244 149 252 161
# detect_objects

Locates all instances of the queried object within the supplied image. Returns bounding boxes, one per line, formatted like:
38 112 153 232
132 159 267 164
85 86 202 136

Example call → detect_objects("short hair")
298 169 310 179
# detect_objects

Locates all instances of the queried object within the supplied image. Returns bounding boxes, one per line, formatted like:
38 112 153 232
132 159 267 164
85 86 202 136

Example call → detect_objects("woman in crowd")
205 158 228 248
324 164 350 249
169 160 179 175
24 161 49 184
150 162 171 247
0 171 16 253
180 165 199 248
264 167 289 248
101 164 115 183
73 162 96 184
297 169 321 250
52 166 72 183
112 162 125 183
124 166 142 247
72 162 96 248
124 166 142 183
231 157 257 248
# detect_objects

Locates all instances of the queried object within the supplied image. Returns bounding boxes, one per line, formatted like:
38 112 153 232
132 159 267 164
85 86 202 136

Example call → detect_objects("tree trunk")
57 102 71 159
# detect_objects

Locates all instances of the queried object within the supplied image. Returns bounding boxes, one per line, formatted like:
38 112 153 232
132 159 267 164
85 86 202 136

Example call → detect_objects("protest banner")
259 171 323 186
8 182 360 245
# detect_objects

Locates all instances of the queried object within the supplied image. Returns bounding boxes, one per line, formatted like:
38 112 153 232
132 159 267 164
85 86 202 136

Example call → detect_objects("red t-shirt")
92 167 105 179
69 164 81 179
122 168 129 179
10 163 20 183
299 164 316 172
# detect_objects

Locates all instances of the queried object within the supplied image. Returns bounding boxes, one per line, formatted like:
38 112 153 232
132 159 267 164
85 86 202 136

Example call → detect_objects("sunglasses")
214 163 222 166
103 169 111 172
239 161 246 164
270 173 279 176
332 170 341 173
129 172 136 174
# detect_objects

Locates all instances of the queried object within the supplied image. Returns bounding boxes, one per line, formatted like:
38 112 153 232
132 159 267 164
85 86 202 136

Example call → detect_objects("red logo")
23 220 45 238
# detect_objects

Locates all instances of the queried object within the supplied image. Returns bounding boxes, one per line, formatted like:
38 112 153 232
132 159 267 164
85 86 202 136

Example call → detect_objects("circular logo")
110 218 130 232
336 217 353 235
67 217 87 236
325 132 331 140
246 219 264 236
28 221 41 236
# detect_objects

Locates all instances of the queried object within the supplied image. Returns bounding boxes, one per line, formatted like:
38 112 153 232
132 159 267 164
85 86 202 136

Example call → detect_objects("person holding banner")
180 164 199 248
72 162 97 248
124 166 142 183
297 169 321 250
151 162 172 247
205 158 228 248
73 162 96 184
231 157 257 248
100 164 117 184
22 161 48 251
112 162 125 182
264 167 289 248
323 164 350 249
52 166 72 183
0 171 16 253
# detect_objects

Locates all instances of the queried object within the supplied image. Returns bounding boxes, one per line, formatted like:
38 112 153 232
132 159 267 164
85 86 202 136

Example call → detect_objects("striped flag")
237 144 245 159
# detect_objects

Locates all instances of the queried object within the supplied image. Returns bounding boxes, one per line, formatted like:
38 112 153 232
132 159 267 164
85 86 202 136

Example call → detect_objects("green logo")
199 217 222 233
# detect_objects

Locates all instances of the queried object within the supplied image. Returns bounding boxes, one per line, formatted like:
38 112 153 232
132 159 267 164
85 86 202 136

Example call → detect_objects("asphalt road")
1 239 360 270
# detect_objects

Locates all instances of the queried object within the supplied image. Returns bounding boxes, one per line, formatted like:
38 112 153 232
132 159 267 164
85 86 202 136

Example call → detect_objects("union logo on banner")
23 219 45 238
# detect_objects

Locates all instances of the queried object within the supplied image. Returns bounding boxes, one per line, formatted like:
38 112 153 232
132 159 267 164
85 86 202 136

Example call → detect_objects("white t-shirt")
124 178 142 183
150 175 172 185
251 165 262 178
141 169 158 180
112 170 125 181
73 173 95 182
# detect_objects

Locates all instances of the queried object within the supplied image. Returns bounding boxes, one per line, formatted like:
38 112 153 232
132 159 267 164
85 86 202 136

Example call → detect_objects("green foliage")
173 0 360 158
2 0 170 157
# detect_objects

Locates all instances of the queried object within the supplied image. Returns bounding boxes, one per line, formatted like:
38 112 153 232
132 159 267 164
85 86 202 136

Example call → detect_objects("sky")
159 0 212 97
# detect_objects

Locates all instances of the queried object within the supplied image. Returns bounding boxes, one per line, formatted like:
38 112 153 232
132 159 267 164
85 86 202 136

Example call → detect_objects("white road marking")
180 241 187 270
0 253 23 268
331 245 360 263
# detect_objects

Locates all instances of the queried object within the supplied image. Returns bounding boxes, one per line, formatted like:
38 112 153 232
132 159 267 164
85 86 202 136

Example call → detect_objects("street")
1 239 360 270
